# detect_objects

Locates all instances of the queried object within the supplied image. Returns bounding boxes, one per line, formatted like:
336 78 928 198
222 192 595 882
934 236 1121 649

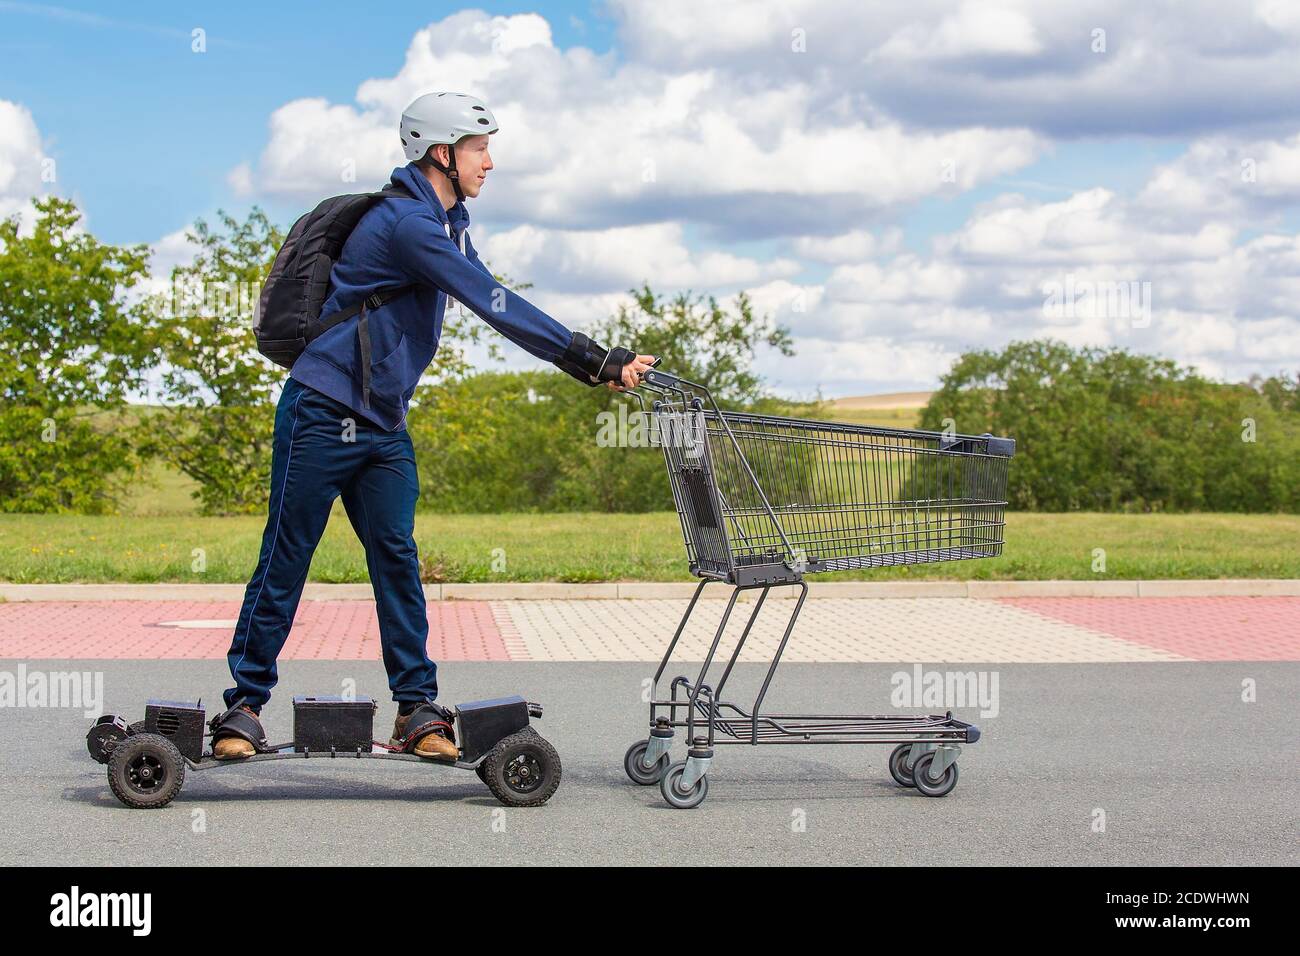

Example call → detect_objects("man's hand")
606 354 657 391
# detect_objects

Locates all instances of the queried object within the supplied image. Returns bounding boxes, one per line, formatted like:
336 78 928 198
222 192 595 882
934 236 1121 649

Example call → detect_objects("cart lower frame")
626 577 979 807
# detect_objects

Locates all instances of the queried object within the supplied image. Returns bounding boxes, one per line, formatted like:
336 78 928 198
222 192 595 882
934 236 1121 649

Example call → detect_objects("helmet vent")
472 105 485 111
410 130 421 138
477 118 490 125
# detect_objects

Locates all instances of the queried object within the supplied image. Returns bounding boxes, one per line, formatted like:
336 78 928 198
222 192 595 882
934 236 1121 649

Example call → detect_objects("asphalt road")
2 659 1295 866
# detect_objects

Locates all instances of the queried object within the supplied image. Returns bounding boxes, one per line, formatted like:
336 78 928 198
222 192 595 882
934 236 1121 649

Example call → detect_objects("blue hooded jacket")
289 162 578 431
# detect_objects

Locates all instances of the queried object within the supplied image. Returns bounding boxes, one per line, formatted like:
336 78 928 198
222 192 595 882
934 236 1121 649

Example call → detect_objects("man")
212 92 654 759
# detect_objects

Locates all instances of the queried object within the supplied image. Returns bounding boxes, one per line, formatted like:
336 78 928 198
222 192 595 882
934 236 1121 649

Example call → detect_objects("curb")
1 580 1298 601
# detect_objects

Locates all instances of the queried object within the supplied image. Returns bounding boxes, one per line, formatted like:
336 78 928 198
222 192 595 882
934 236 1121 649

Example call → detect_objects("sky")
3 0 1300 399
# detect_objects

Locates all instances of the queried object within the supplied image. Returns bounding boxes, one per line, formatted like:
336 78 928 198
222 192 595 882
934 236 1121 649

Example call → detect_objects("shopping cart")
621 366 1015 808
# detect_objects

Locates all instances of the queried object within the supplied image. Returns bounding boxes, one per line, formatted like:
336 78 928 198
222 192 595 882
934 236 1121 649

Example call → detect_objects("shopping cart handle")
642 368 679 388
635 356 680 389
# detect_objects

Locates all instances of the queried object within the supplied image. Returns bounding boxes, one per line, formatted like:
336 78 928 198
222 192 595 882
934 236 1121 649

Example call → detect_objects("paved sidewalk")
4 579 1299 601
0 596 1294 662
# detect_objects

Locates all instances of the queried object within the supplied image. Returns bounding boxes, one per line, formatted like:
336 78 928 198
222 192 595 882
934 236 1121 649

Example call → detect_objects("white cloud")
245 129 1300 392
1135 133 1300 228
610 0 1300 139
227 162 254 198
232 10 1044 238
755 335 962 399
136 225 201 296
251 96 398 198
792 228 903 264
766 160 1300 391
0 99 48 228
1255 0 1300 33
872 2 1043 60
207 10 1300 394
936 188 1236 264
479 220 799 293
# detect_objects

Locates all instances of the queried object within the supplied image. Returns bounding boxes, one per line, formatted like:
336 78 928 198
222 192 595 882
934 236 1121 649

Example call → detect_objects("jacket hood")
390 162 470 230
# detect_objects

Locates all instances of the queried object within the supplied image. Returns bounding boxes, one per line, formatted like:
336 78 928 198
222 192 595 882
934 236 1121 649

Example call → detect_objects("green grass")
11 401 1295 584
118 457 206 516
1 511 1296 584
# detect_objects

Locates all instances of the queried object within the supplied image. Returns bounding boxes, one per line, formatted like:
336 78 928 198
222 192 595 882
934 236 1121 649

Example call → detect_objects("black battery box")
292 696 376 753
143 699 206 761
456 696 530 762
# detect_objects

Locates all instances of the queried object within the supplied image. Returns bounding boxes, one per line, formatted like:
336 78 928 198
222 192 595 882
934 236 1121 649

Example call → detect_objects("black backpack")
254 182 415 408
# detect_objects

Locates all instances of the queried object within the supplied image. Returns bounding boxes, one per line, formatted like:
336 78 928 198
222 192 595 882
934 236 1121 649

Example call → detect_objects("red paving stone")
1 597 1294 663
0 601 509 661
999 597 1300 661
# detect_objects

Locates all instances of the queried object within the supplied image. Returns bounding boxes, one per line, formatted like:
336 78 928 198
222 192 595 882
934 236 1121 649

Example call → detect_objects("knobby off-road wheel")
107 733 186 809
481 730 561 807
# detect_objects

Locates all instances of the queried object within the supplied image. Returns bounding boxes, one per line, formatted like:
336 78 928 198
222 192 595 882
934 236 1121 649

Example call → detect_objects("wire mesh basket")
641 374 1014 586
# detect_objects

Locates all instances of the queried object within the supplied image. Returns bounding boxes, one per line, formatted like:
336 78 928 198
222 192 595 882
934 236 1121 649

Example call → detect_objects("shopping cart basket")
621 366 1015 808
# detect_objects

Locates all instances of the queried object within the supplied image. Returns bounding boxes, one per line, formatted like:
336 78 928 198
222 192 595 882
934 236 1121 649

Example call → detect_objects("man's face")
449 134 493 198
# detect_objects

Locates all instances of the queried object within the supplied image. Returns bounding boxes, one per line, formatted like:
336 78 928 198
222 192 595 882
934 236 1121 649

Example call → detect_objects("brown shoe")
212 704 260 760
213 735 255 759
390 705 458 761
413 732 459 760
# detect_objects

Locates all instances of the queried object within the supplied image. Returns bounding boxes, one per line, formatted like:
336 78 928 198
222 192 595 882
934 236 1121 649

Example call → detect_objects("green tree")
593 284 794 407
408 285 795 512
137 208 285 514
920 339 1300 512
0 197 155 512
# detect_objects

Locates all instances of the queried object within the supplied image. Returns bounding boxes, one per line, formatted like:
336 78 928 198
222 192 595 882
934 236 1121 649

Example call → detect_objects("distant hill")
826 391 933 410
820 391 932 429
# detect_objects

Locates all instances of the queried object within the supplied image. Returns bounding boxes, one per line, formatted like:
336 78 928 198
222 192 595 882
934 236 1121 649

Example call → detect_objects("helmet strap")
427 143 466 203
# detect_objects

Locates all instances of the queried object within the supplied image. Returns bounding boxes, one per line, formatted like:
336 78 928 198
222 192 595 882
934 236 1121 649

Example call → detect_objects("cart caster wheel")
480 730 561 807
911 752 958 798
107 733 185 809
888 744 916 788
624 740 668 786
660 760 708 809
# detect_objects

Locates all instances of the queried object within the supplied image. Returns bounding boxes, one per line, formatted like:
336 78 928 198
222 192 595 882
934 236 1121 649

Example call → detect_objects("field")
8 393 1291 584
2 511 1295 584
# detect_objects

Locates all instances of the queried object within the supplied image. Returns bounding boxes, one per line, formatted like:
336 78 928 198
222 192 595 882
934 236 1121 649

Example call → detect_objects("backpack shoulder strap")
307 284 414 349
306 183 420 339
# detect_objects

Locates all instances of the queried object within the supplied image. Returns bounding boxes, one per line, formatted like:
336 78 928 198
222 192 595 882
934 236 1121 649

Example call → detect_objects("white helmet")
399 91 499 163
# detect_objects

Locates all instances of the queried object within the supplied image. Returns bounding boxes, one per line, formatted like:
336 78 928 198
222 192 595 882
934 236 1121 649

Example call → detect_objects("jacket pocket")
368 333 409 409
